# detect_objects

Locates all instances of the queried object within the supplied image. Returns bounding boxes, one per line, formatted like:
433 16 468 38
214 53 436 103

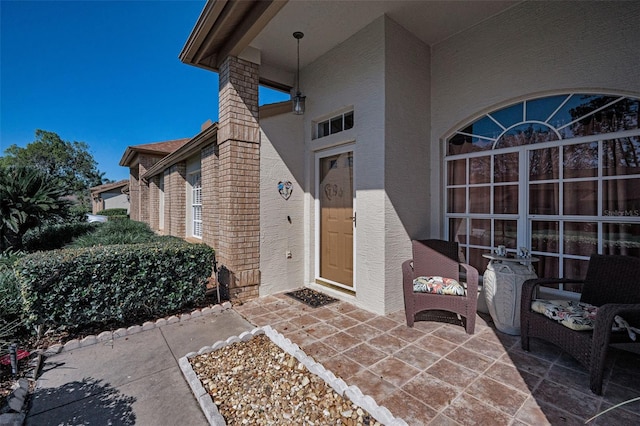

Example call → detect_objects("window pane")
448 133 493 155
602 178 640 216
468 247 490 274
449 218 467 244
564 97 639 138
447 188 466 213
330 116 343 134
564 142 598 178
534 255 559 281
603 137 640 176
496 123 558 148
563 258 589 284
532 221 559 253
318 121 329 138
464 116 502 139
469 156 491 184
469 219 490 246
526 95 568 122
494 220 517 249
529 147 559 181
448 159 466 186
494 152 518 183
564 181 597 216
469 186 490 214
529 183 559 215
604 223 640 257
494 185 518 215
344 111 354 130
491 103 523 129
550 94 619 138
564 222 597 257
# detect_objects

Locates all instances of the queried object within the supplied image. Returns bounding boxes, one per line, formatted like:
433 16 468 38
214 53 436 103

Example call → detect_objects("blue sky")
1 0 289 181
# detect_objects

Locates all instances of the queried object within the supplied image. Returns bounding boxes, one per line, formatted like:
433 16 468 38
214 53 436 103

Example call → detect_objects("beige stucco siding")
429 1 640 235
259 113 305 295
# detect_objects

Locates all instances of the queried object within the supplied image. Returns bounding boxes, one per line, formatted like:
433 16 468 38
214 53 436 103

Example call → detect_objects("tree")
0 130 105 209
0 166 70 251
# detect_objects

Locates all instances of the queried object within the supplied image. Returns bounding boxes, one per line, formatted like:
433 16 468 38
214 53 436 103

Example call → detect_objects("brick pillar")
169 162 187 238
201 144 219 249
138 155 156 225
129 168 140 221
149 176 160 231
217 56 260 301
163 170 172 235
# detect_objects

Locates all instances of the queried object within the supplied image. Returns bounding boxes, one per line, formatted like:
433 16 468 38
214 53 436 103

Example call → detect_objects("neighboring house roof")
119 138 191 167
90 179 129 196
143 121 218 179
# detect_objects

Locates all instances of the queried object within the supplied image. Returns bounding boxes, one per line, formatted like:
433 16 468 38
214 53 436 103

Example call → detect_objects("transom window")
189 172 202 238
316 111 354 139
445 93 640 287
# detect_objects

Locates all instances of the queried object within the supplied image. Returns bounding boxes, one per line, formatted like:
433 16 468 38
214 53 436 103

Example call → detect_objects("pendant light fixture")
292 31 305 115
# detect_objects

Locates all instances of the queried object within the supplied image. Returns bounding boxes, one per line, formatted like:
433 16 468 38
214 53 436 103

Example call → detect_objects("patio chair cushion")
413 276 465 296
531 299 597 331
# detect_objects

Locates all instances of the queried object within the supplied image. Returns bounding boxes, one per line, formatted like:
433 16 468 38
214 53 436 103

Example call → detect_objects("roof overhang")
180 0 289 90
143 122 219 179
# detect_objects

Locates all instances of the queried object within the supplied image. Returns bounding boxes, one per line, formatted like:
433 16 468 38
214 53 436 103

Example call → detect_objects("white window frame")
189 171 202 239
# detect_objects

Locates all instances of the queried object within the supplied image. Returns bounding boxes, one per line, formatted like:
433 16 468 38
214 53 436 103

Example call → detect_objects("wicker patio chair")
520 254 640 395
402 239 479 334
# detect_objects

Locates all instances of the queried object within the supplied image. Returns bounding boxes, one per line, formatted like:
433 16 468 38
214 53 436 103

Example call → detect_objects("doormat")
285 288 338 308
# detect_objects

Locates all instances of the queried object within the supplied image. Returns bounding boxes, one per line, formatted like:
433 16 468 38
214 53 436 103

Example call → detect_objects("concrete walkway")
27 308 254 425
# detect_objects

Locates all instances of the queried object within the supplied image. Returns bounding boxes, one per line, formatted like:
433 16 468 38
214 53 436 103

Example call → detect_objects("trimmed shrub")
16 241 215 328
0 249 25 322
97 208 128 217
22 222 98 252
97 208 129 221
68 220 165 248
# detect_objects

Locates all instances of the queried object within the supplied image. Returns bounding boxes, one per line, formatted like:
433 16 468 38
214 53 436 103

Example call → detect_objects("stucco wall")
259 113 305 295
383 18 430 312
429 1 640 235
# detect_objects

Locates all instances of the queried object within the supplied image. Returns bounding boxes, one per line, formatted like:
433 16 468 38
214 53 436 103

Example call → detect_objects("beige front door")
319 151 354 287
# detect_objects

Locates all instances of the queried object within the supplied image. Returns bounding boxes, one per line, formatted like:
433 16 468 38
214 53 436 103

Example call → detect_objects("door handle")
348 212 356 227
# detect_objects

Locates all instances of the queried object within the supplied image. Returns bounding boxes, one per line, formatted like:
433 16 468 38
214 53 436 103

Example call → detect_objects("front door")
319 150 354 287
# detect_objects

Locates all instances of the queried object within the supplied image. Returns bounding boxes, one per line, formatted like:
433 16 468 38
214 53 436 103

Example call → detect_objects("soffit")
182 1 520 90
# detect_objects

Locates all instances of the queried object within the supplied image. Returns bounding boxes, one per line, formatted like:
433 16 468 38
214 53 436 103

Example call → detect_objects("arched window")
445 93 640 287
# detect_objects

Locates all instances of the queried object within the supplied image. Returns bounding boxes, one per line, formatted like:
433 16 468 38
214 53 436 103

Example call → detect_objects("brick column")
148 176 160 231
217 56 260 300
169 162 187 238
201 144 219 249
137 155 156 225
129 168 140 221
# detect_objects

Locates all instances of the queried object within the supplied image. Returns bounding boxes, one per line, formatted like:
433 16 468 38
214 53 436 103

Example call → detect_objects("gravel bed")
190 334 379 425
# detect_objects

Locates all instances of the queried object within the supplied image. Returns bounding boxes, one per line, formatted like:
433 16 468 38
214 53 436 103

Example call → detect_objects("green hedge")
22 222 98 252
16 241 215 328
97 208 128 217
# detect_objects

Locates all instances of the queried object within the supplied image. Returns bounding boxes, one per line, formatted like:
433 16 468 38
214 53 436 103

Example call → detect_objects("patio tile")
515 397 584 426
295 313 323 328
349 369 397 402
344 308 377 322
432 326 473 345
386 324 427 343
284 328 316 347
302 340 338 363
342 343 387 368
546 364 590 391
386 310 407 324
500 350 552 378
321 331 363 351
415 334 459 357
465 376 528 416
307 306 336 321
303 322 340 340
344 322 383 342
380 389 438 425
484 362 541 394
608 361 640 392
445 347 494 373
602 382 640 410
367 334 406 355
324 353 364 381
368 357 421 387
248 311 282 326
402 373 460 412
533 380 600 420
513 338 562 363
594 402 640 425
443 393 513 426
393 344 440 371
426 359 479 389
325 314 360 329
411 320 444 333
427 414 462 426
330 302 358 314
365 316 398 332
464 335 508 359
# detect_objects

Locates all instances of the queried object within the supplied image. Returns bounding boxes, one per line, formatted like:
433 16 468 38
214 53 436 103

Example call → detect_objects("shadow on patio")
234 293 640 425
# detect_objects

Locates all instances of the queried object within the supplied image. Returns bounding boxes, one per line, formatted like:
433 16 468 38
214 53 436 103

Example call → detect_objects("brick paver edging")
179 325 408 426
42 301 233 356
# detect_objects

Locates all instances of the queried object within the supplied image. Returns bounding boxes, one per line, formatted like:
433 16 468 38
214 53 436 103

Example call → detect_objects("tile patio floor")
233 292 640 425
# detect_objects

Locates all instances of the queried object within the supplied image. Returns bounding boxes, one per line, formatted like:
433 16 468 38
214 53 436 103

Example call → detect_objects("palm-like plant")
0 166 69 251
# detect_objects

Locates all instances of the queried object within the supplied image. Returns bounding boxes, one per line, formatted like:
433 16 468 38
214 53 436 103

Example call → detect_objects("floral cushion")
531 299 597 331
413 276 465 296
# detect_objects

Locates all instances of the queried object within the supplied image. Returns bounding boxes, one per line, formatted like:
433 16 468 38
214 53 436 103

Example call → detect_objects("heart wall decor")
278 180 293 200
